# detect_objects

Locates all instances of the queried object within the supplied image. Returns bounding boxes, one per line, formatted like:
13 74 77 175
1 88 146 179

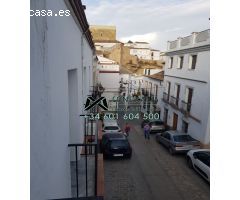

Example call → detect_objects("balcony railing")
145 90 149 97
181 100 191 113
149 93 154 100
68 143 98 199
152 97 158 104
162 92 169 103
167 29 210 50
170 96 179 108
141 88 146 96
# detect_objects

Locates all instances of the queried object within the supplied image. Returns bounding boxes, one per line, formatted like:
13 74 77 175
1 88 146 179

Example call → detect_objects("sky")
82 0 210 51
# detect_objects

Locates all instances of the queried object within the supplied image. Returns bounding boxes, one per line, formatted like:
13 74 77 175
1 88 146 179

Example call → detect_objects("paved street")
104 116 210 200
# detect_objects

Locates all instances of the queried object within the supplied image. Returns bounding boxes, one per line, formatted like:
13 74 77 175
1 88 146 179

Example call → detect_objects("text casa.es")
30 10 70 17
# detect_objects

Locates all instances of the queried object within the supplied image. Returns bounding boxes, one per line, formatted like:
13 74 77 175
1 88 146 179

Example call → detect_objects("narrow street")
104 109 209 200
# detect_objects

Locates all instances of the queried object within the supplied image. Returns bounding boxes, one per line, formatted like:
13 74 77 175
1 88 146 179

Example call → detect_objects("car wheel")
169 147 174 155
187 157 193 169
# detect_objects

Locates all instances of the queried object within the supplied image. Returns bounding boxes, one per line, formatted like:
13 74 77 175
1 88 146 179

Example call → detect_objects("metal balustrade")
170 96 179 107
162 92 169 102
181 100 191 113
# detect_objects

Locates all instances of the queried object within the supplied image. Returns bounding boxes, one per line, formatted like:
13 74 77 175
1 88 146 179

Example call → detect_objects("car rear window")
110 140 128 148
105 126 119 130
173 135 195 142
151 121 164 125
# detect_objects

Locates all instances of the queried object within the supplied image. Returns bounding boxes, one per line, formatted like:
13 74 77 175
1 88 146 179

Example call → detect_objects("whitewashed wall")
130 48 151 59
160 40 209 144
31 0 94 199
151 50 161 60
165 51 210 82
160 75 210 144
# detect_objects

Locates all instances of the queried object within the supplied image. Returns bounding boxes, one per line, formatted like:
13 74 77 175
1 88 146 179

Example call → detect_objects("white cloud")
83 0 210 50
120 32 158 44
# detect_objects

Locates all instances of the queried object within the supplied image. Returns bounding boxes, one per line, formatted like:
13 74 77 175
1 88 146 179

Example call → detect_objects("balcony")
181 100 191 115
152 96 158 104
144 90 149 97
149 93 154 100
169 96 179 108
162 92 169 103
167 29 210 51
141 88 148 96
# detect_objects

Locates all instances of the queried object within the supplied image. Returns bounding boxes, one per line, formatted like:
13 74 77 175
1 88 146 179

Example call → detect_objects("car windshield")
105 126 119 130
173 135 195 142
110 140 128 148
151 121 164 126
203 152 210 157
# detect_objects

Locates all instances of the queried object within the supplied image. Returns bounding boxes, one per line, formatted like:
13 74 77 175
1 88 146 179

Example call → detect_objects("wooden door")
172 113 178 130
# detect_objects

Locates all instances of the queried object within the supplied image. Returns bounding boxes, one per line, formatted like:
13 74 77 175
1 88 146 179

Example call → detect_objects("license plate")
113 154 123 157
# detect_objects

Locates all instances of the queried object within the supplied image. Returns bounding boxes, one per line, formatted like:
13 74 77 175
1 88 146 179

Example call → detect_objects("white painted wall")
160 32 209 144
165 51 210 82
130 48 151 59
97 57 120 111
31 0 94 199
98 71 120 111
151 50 161 60
129 75 163 114
160 75 210 144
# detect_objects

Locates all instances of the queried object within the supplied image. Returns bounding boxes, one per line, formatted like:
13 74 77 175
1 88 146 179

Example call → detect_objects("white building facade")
96 56 120 111
160 29 210 146
31 0 95 199
141 75 163 114
124 41 161 60
126 73 163 115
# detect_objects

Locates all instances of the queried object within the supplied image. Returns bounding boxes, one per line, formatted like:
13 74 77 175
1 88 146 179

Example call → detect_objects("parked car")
149 120 166 133
102 121 121 133
187 149 210 182
101 133 132 159
156 131 201 155
103 118 118 127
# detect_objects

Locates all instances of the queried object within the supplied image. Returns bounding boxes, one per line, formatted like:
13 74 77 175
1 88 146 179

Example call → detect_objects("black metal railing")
181 100 191 113
170 96 179 107
66 115 102 200
162 92 169 102
68 143 98 198
145 90 149 97
152 97 158 104
150 93 154 101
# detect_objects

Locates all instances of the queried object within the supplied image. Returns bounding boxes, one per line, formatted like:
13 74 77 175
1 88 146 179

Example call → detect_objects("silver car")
187 149 210 182
102 122 121 133
149 120 166 133
156 131 201 155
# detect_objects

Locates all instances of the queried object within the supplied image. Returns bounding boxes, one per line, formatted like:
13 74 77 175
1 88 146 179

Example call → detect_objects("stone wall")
90 25 116 41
